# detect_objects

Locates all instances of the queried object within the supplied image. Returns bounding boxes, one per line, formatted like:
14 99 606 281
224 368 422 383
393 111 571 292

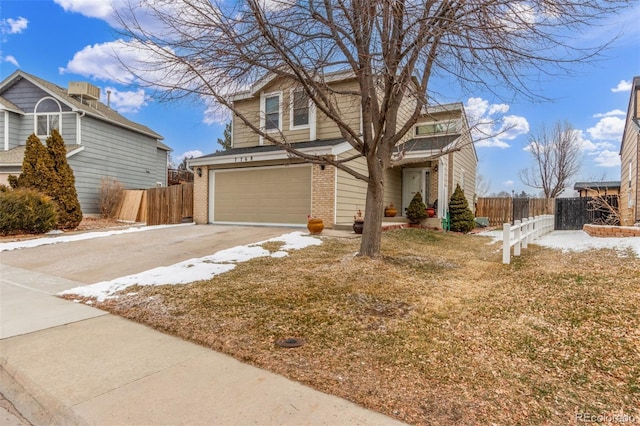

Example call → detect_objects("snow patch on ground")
59 231 322 302
0 223 195 252
478 229 640 257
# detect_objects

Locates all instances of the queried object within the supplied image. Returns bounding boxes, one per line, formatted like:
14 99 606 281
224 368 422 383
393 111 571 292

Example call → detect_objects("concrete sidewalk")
1 227 404 425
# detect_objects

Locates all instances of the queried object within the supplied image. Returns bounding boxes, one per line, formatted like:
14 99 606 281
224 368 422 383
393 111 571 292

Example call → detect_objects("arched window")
34 97 62 137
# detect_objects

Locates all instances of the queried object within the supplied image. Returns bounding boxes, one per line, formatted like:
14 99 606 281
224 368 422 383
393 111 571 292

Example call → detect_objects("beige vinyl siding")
451 133 477 211
619 115 639 225
212 165 311 224
384 167 402 214
336 149 368 223
385 85 418 146
316 79 361 141
336 150 403 223
232 98 261 148
233 79 320 148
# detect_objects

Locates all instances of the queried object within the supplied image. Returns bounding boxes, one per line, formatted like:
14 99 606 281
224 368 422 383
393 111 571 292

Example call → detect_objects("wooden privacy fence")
554 196 619 230
146 183 193 226
476 198 555 227
502 215 554 264
115 183 193 226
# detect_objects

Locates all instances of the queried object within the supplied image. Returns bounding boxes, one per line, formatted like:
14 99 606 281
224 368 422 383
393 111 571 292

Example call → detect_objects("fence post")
522 218 530 249
503 223 511 264
514 220 521 257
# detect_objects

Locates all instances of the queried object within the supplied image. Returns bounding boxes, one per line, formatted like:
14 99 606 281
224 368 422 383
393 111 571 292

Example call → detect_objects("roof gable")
0 70 164 141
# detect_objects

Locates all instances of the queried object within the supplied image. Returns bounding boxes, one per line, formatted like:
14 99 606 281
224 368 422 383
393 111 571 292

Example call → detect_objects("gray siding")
69 115 166 213
1 78 72 113
8 112 22 149
8 113 77 146
1 75 167 216
156 148 168 186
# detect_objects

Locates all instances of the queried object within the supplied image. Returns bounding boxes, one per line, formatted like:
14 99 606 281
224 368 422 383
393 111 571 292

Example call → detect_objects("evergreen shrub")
0 188 58 235
448 184 476 233
406 191 427 224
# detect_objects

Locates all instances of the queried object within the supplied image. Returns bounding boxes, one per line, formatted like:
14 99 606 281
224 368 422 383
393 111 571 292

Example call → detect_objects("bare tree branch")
112 0 631 257
519 121 583 198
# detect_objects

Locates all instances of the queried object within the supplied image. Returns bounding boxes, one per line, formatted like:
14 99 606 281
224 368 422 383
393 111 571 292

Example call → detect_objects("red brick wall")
583 224 640 238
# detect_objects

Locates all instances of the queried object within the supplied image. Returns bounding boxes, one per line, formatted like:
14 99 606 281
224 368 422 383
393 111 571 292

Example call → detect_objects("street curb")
0 356 86 426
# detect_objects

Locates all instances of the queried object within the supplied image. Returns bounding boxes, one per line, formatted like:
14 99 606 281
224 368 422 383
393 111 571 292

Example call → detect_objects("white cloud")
3 55 19 67
587 115 625 141
59 40 136 83
202 97 231 125
573 129 615 153
465 97 529 148
574 129 597 151
503 180 514 187
593 109 625 118
0 17 28 34
593 150 621 167
103 87 147 113
53 0 118 20
611 80 632 93
176 150 204 162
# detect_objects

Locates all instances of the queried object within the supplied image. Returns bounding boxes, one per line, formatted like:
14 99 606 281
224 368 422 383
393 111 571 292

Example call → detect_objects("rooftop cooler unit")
68 82 100 102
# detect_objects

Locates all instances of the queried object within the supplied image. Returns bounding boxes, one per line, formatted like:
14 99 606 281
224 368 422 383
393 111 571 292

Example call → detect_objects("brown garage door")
212 166 312 224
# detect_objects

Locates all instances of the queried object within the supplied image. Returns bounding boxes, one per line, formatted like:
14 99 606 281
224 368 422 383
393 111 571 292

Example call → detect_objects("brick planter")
583 224 640 238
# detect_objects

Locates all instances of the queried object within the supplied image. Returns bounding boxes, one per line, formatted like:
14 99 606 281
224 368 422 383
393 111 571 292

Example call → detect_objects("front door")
402 169 424 216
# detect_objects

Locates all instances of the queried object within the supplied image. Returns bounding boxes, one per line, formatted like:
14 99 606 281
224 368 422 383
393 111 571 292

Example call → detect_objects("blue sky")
1 0 639 196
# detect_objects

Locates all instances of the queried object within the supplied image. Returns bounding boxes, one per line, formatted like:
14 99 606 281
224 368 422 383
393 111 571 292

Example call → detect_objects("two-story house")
0 70 171 214
619 76 640 226
189 72 477 228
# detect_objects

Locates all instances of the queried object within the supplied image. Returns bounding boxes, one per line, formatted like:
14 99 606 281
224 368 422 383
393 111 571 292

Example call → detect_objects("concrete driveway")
1 223 294 284
1 223 404 425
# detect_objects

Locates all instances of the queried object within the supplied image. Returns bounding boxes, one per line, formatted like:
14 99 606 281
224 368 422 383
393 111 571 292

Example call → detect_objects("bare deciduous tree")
588 192 620 225
519 121 583 198
114 0 629 257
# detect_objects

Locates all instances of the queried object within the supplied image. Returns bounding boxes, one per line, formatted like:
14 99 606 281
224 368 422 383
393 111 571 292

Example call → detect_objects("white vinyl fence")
503 215 555 264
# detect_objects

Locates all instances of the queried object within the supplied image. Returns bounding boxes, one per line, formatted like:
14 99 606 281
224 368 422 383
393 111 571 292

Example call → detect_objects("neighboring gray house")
0 70 170 214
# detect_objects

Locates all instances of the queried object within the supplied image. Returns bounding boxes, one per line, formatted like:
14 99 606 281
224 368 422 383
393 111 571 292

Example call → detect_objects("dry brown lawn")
78 229 639 425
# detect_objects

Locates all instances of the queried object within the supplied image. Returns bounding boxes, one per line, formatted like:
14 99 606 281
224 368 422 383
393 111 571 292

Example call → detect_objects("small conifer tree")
46 129 82 229
8 134 54 193
406 191 427 224
448 184 475 233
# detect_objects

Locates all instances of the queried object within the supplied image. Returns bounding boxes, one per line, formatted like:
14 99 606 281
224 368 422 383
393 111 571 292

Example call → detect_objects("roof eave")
189 141 353 166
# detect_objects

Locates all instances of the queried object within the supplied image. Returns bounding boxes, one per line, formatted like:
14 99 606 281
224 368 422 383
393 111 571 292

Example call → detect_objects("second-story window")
265 94 280 131
415 121 457 136
35 97 62 138
292 90 309 127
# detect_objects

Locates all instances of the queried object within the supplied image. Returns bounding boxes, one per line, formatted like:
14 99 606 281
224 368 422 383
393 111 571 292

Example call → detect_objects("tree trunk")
359 156 385 257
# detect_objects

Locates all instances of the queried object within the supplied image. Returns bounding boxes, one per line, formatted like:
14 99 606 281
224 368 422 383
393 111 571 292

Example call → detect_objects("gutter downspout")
4 111 8 151
77 111 86 144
